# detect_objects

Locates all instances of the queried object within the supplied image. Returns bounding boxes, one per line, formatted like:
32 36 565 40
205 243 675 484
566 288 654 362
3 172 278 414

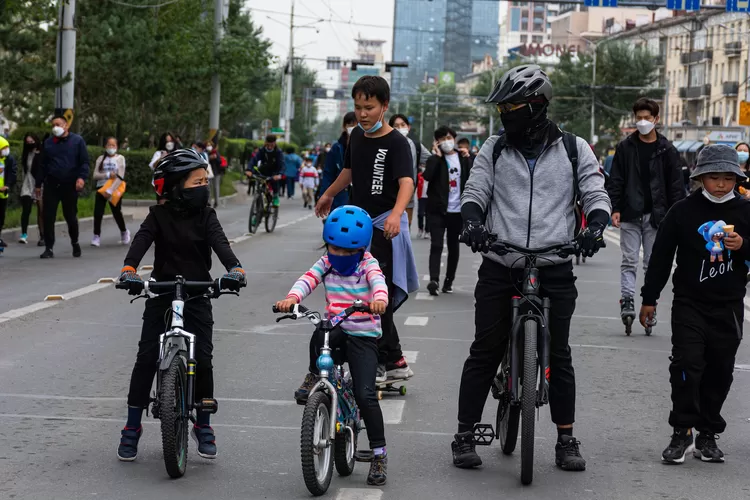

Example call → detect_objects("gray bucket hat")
690 144 747 179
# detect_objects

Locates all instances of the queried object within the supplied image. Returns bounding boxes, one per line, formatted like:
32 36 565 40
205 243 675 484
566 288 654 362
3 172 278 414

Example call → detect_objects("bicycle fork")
508 297 551 409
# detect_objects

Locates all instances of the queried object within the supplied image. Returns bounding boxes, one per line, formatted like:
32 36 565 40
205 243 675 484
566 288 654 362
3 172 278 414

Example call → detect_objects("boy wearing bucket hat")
640 144 750 464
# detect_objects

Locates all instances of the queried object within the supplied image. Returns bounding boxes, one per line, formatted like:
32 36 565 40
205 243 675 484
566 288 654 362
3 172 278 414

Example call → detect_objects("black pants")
308 326 386 448
417 198 429 232
0 197 6 235
370 228 403 365
93 192 127 236
429 212 462 283
457 259 578 433
20 196 44 238
127 295 215 408
669 297 743 434
42 179 79 250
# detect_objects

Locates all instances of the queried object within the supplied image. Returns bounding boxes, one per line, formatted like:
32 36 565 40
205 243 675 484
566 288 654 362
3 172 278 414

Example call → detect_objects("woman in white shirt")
92 137 129 247
148 132 176 170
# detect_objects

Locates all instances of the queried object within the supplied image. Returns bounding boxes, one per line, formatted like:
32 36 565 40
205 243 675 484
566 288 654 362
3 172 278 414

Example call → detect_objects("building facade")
500 2 559 61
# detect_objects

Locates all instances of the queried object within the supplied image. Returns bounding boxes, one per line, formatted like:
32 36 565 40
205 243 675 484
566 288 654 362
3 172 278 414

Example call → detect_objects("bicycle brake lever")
129 295 148 304
276 314 294 322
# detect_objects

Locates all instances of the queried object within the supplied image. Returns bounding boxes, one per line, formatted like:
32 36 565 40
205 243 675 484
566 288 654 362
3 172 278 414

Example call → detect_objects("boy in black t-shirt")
316 75 416 383
640 145 750 465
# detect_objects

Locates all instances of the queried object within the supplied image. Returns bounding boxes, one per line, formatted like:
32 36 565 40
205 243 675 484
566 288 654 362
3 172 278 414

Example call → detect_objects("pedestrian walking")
0 136 18 249
149 132 177 170
208 142 223 208
416 167 429 239
734 143 750 197
36 115 90 259
91 137 129 247
299 157 318 209
319 112 357 212
389 113 431 230
640 145 750 464
423 126 472 295
19 133 45 246
283 146 302 199
608 98 685 329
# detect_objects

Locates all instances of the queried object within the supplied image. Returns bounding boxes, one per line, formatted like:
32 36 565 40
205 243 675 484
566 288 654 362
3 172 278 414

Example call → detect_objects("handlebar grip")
272 305 281 313
115 282 129 290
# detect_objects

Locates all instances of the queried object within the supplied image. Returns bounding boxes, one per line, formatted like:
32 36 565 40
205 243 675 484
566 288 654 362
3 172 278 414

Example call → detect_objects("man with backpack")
451 65 611 472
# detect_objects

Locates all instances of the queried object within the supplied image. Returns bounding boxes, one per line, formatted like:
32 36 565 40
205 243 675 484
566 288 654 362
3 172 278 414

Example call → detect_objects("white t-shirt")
299 165 319 189
445 153 461 213
97 156 119 188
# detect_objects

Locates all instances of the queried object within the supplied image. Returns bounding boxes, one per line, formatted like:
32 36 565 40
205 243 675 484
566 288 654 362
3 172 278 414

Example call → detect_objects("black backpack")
490 131 584 235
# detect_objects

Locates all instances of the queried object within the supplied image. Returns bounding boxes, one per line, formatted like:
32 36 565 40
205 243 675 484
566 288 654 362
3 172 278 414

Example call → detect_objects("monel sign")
518 44 580 57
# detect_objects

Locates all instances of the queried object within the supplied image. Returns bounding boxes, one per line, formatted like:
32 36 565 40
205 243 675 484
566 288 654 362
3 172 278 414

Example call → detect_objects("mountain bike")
472 239 578 486
247 171 278 234
116 276 243 478
273 301 369 496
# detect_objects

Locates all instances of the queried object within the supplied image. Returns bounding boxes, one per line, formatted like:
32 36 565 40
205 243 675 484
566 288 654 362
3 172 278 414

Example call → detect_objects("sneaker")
121 230 131 245
451 431 482 468
442 279 454 294
91 235 101 247
366 452 388 486
555 435 587 471
661 428 694 464
417 229 424 239
192 425 217 459
385 357 411 380
694 432 724 463
72 243 82 258
376 364 387 384
18 234 28 244
427 280 439 296
0 238 6 248
117 426 143 461
272 196 280 207
37 239 46 247
294 372 319 404
40 249 54 259
423 231 430 240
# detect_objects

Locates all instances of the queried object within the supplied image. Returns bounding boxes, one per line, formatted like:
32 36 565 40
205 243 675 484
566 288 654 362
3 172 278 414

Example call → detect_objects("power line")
107 0 180 7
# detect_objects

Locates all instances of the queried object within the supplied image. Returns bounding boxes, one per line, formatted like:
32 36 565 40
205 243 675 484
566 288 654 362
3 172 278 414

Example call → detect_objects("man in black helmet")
451 65 611 472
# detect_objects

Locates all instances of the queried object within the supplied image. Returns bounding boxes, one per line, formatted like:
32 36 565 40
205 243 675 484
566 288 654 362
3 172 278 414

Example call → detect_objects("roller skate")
620 296 636 336
644 304 657 336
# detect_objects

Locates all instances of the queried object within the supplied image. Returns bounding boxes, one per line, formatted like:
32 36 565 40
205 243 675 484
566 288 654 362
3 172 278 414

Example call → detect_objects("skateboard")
376 375 411 400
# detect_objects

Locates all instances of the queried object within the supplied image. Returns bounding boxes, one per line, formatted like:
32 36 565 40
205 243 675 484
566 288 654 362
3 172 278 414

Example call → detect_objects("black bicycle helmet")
152 148 207 197
486 64 553 104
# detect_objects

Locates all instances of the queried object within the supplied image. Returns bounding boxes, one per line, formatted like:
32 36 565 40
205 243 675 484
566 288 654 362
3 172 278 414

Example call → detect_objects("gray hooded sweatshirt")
461 132 611 268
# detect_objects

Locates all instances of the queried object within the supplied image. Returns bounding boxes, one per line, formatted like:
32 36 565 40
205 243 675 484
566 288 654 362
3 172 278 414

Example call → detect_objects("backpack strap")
560 131 580 202
491 133 507 167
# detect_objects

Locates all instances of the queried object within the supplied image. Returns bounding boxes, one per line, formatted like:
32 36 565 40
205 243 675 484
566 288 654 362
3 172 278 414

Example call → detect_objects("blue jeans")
286 177 296 198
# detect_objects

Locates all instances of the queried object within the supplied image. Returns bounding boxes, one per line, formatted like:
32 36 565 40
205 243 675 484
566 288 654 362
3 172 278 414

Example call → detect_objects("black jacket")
608 132 685 227
1 154 17 191
423 151 472 214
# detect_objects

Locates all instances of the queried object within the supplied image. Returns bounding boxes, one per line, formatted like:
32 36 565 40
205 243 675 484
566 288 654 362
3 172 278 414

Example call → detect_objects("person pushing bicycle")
275 205 390 486
116 149 247 462
452 65 611 472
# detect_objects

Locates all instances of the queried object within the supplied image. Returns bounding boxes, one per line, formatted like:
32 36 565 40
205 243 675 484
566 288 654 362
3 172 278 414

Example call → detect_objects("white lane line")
404 316 429 326
402 350 419 364
415 292 434 301
0 413 298 430
423 274 430 281
63 282 111 300
0 393 297 405
0 301 58 325
276 213 315 229
380 400 405 424
336 489 383 500
735 364 750 372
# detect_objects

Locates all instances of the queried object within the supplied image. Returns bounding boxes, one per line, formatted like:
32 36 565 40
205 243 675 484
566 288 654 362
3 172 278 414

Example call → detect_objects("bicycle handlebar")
116 277 243 300
488 238 579 258
273 300 371 326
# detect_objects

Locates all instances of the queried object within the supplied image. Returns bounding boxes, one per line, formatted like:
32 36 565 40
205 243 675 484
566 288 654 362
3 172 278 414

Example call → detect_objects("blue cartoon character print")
698 220 727 263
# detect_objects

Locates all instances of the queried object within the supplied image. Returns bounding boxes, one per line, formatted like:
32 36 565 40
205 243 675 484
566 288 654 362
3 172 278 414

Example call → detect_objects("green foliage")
9 126 50 141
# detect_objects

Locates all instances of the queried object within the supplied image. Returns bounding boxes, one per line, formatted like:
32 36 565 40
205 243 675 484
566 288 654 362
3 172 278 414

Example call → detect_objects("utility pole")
208 0 227 143
55 0 76 124
419 93 425 145
434 85 440 127
283 0 295 143
489 69 496 135
663 78 670 139
590 42 597 145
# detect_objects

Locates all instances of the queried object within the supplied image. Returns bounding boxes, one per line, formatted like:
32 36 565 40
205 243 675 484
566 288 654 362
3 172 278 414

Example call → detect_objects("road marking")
735 364 750 372
402 350 419 363
276 213 316 230
43 295 65 301
404 316 429 326
0 301 58 325
335 489 383 500
380 400 405 424
415 292 434 301
0 393 297 405
230 234 252 245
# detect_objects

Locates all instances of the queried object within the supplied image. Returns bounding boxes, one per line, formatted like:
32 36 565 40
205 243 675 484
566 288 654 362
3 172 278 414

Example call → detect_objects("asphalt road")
1 196 749 500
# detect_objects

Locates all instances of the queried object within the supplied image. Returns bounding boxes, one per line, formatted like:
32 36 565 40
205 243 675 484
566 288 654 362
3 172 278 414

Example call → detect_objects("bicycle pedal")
354 449 374 462
196 398 219 414
473 424 495 446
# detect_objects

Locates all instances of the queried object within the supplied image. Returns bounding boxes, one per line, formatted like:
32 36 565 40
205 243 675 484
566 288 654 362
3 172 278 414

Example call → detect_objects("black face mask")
501 101 551 158
180 185 210 211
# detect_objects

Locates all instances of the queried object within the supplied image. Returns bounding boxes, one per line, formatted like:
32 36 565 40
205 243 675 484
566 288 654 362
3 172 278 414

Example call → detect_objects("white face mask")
346 126 355 136
397 127 409 137
207 146 213 152
165 141 175 151
52 125 65 137
701 184 736 204
0 147 9 157
325 147 331 153
636 119 655 136
106 147 117 156
440 140 455 153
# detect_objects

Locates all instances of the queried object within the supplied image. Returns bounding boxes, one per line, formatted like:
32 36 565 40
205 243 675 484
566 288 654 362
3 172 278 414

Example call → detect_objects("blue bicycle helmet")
323 205 373 249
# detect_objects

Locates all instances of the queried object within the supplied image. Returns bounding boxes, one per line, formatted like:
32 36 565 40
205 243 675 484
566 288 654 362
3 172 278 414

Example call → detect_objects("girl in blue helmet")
275 205 390 486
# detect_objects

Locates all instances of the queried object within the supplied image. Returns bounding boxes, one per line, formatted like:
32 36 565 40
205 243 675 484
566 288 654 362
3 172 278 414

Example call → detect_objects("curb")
2 213 135 243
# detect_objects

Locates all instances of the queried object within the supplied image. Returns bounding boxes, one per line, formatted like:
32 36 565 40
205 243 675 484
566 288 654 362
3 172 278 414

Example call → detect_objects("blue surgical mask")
738 151 749 163
328 251 363 276
358 121 383 134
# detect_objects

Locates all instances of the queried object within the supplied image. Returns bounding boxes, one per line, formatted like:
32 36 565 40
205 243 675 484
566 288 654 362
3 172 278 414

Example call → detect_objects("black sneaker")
366 452 387 486
427 280 439 296
117 426 143 461
661 428 694 464
442 279 454 294
555 435 586 471
72 243 82 258
294 372 319 404
40 249 54 259
37 239 46 247
694 432 724 463
451 431 482 468
0 238 7 248
192 425 217 459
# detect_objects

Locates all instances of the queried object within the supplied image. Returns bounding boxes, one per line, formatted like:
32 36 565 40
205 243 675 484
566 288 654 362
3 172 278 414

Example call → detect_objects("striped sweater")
286 252 389 338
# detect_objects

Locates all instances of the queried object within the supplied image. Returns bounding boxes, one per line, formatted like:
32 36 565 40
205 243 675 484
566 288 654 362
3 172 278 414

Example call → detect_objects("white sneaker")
375 364 387 384
18 233 28 244
121 230 131 245
91 235 101 247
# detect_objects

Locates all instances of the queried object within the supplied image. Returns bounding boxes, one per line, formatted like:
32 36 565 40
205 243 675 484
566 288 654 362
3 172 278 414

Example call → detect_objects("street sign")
739 101 750 126
726 0 750 12
439 72 455 85
584 0 617 6
667 0 700 10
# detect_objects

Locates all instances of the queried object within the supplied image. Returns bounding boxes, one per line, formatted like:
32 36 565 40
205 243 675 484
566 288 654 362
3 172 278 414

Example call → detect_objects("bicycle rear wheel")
520 319 537 486
301 391 333 496
497 397 520 455
248 193 263 234
160 356 189 478
265 204 279 233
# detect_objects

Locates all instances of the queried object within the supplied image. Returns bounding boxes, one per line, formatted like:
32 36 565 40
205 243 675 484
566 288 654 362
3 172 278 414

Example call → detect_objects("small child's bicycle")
273 301 370 496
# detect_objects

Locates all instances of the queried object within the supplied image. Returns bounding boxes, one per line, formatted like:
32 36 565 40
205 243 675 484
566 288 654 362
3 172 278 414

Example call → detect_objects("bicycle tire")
334 424 357 476
498 397 520 455
160 356 189 479
265 205 279 233
520 319 537 486
301 392 333 496
248 193 263 234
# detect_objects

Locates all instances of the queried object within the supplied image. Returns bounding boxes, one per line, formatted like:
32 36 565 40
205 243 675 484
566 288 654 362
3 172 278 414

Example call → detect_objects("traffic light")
385 61 409 72
350 60 374 71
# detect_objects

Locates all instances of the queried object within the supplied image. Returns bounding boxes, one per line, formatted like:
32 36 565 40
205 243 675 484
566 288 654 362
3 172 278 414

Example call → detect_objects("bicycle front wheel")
301 391 333 496
520 319 538 485
248 193 263 234
160 357 189 478
265 205 279 233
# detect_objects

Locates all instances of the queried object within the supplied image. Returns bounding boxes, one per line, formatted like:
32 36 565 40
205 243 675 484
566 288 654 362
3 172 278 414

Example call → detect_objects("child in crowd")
299 157 319 209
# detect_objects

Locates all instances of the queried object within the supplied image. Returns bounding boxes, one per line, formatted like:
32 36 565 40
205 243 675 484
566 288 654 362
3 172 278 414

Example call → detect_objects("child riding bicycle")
116 149 247 462
275 205 390 486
